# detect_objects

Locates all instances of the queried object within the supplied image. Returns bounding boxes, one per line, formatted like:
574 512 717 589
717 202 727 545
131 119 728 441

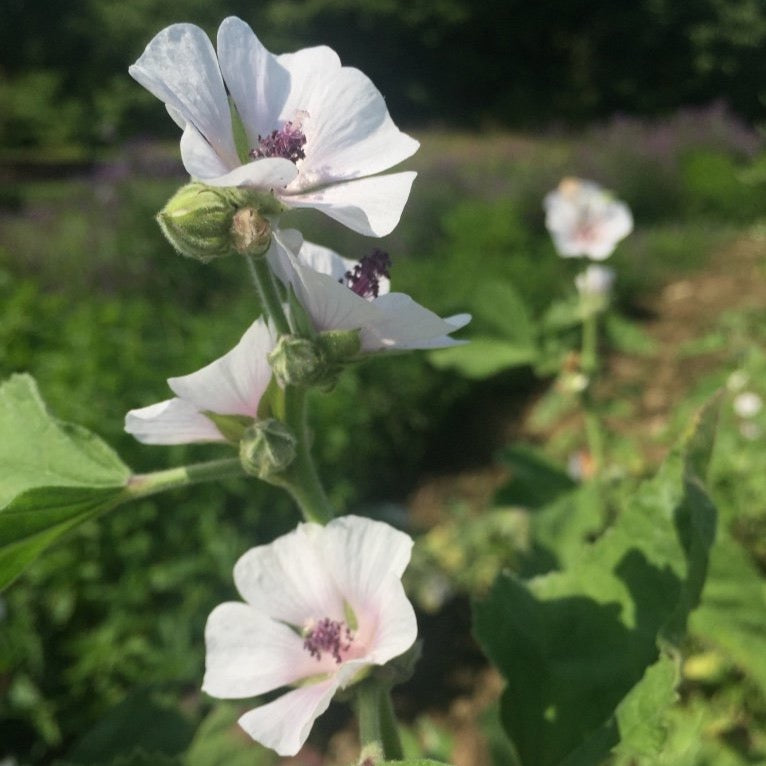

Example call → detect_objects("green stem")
280 386 334 524
126 457 245 500
355 681 404 761
246 253 291 336
580 311 606 476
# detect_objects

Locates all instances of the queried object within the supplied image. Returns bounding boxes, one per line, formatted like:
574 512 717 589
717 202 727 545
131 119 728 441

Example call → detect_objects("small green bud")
156 183 273 262
268 335 340 389
316 329 362 362
239 419 297 480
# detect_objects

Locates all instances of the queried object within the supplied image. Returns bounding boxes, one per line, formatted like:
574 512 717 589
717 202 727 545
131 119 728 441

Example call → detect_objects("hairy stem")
246 253 291 336
126 457 245 500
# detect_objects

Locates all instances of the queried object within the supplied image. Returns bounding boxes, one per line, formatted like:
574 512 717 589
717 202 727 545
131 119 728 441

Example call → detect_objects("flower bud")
268 335 340 390
239 419 297 480
157 183 273 262
231 207 271 257
316 329 362 363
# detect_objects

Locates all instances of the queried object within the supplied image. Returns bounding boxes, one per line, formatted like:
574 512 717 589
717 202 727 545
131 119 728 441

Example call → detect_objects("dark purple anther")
303 618 353 664
250 120 307 164
342 249 391 299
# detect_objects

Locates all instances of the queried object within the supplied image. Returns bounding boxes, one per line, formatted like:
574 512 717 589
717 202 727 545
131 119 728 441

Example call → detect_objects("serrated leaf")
474 399 719 766
0 374 130 589
429 338 538 379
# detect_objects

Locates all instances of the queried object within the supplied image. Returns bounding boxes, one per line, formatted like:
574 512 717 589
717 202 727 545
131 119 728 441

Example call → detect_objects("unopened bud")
239 419 297 480
316 329 362 363
268 335 339 389
157 184 275 262
231 207 271 257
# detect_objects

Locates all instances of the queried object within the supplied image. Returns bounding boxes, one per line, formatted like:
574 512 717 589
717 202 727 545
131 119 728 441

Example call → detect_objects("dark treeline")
2 0 765 150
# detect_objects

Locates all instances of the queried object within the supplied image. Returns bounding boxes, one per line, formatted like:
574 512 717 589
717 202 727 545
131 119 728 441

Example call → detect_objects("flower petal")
282 171 417 237
179 122 231 179
237 679 338 756
202 157 299 189
124 397 224 444
283 64 418 186
168 318 274 418
270 232 380 337
321 515 413 602
217 17 291 145
234 523 344 626
361 293 470 351
129 23 239 169
361 576 418 666
203 602 322 698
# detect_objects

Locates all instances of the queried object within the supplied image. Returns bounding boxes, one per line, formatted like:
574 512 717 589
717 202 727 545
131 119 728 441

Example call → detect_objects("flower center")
342 249 391 300
303 617 354 664
249 117 307 164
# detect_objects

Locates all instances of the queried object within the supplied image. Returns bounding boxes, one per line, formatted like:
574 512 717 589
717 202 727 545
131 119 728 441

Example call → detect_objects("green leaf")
690 527 766 695
185 703 277 766
604 313 657 356
66 688 194 764
495 445 576 509
382 761 454 765
472 280 536 345
473 400 719 766
0 374 130 589
429 338 538 379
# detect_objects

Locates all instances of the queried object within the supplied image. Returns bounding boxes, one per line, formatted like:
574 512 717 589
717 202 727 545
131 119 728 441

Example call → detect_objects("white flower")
733 391 763 419
574 264 616 298
203 515 417 756
544 177 633 260
125 318 274 444
269 229 471 352
129 17 419 237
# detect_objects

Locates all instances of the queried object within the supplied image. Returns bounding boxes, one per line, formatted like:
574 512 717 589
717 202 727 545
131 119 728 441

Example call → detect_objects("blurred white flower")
125 318 274 444
269 230 471 352
733 391 763 419
203 515 417 756
544 177 633 260
575 264 616 298
130 17 418 236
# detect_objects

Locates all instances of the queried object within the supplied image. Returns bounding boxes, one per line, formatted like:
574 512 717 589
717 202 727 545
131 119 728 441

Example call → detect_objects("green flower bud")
239 419 297 481
316 329 362 363
156 183 275 262
268 335 340 390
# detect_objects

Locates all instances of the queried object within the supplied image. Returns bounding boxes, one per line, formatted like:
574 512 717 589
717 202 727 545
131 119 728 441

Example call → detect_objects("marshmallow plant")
544 179 633 477
122 16 463 761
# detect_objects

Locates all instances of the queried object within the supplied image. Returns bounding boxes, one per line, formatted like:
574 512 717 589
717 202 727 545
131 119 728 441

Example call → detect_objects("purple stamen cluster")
342 249 392 299
250 121 307 164
303 618 353 664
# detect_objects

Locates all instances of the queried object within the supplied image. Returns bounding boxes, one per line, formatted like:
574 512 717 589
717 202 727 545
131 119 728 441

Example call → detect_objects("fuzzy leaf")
0 374 130 589
474 399 719 766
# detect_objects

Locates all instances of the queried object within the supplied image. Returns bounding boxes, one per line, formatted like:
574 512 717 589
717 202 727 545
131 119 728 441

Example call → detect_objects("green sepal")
317 328 363 362
203 412 252 443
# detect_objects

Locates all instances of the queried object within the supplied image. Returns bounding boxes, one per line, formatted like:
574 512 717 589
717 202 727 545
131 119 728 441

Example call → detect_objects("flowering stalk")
126 457 246 499
278 386 335 524
354 679 405 761
580 311 606 477
245 254 291 336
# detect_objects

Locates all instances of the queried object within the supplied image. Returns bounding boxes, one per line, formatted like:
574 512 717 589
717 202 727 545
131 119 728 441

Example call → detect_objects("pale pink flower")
203 515 417 756
733 391 763 419
544 177 633 260
268 229 471 352
124 318 274 444
129 17 418 237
